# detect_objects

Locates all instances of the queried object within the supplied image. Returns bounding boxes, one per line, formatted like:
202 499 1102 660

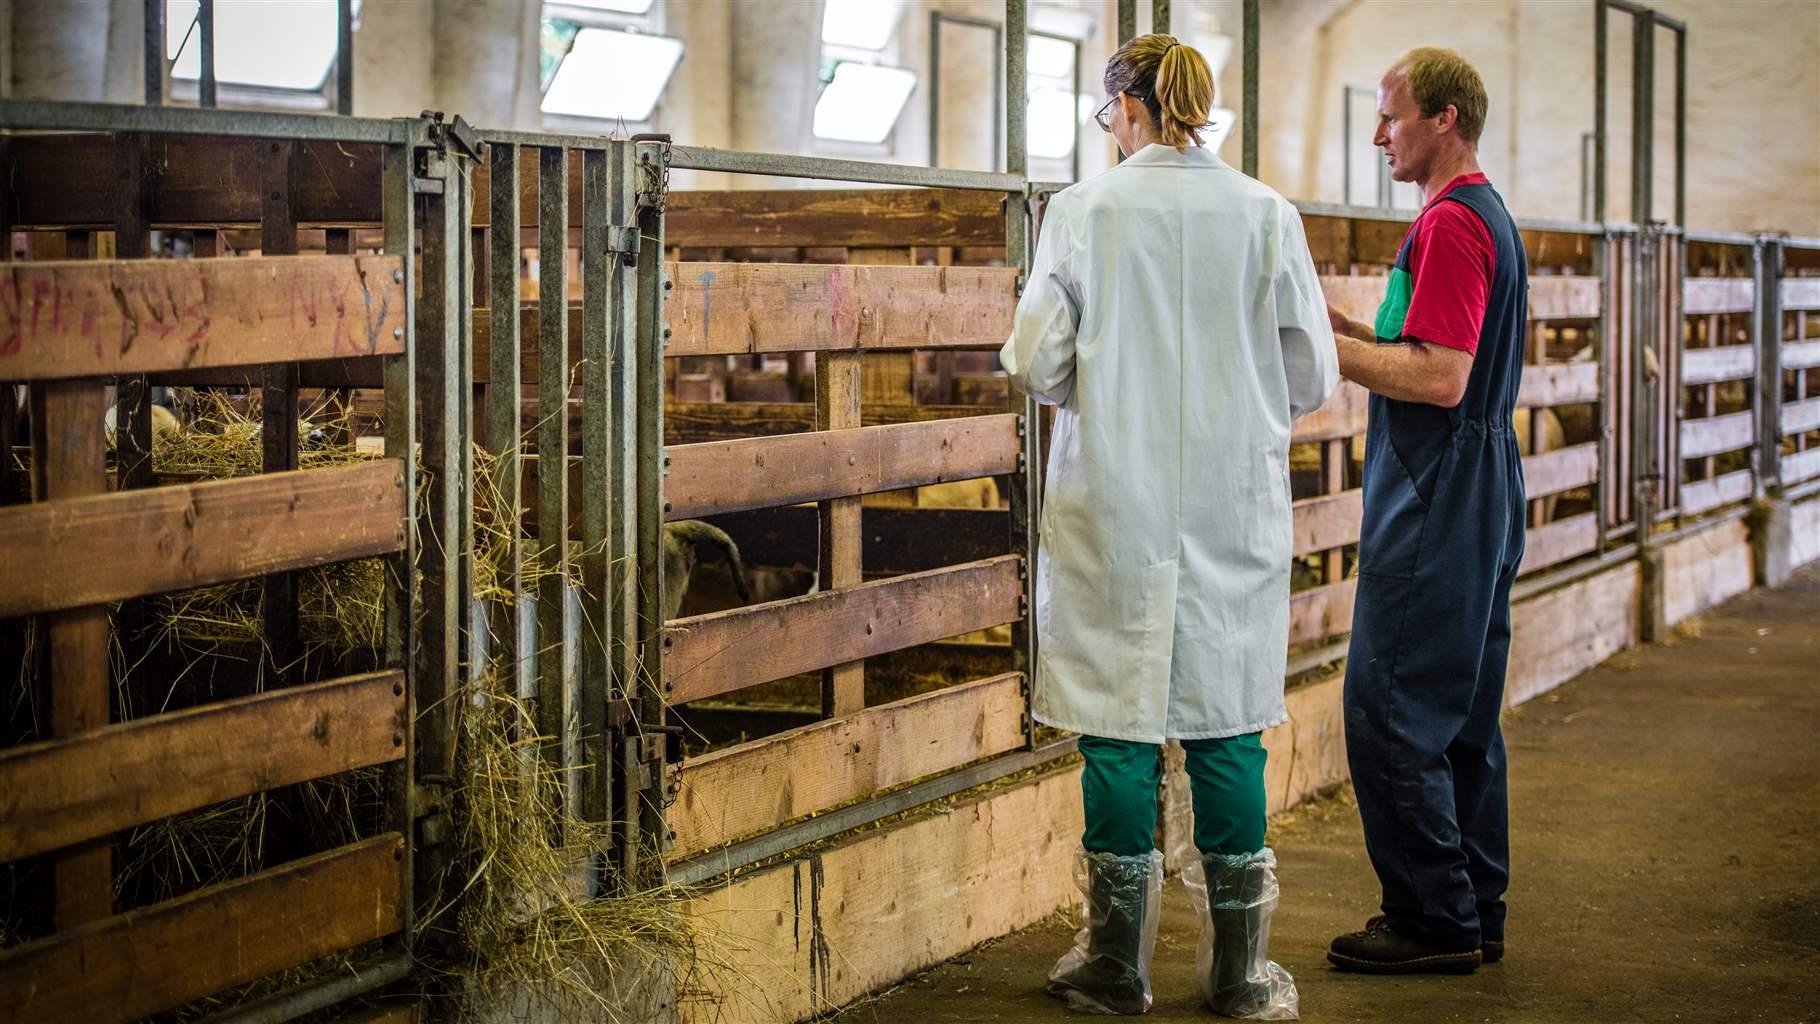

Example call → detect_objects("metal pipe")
1242 0 1259 178
0 100 414 142
1758 237 1785 495
198 955 413 1024
1118 0 1135 44
929 10 942 168
1007 0 1027 179
1152 0 1170 35
143 0 163 105
1673 25 1686 227
664 144 1025 192
336 0 353 116
198 0 216 109
1594 0 1607 222
669 739 1082 888
1342 86 1351 205
1631 7 1653 226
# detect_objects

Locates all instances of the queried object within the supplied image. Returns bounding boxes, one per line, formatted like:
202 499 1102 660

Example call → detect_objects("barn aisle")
857 564 1820 1024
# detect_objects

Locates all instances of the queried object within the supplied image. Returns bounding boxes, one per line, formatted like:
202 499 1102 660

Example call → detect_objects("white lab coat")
1001 144 1338 743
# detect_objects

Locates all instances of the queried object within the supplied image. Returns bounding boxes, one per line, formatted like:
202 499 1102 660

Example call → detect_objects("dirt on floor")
843 565 1820 1024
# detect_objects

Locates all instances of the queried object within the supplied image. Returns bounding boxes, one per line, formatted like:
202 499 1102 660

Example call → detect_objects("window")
815 0 915 147
1026 33 1082 161
167 0 358 98
539 0 683 125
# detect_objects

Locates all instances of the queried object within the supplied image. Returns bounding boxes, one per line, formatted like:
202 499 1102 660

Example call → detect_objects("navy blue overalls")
1343 180 1529 951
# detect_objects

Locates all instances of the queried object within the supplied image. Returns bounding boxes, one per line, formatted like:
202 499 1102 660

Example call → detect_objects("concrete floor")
847 565 1820 1023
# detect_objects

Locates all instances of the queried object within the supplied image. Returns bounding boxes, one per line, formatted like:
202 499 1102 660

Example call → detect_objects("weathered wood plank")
1680 409 1756 459
147 355 387 389
665 416 1020 521
1662 517 1753 624
1319 275 1599 323
1523 442 1600 497
1518 362 1601 407
1681 277 1755 315
670 672 1025 860
1318 276 1388 325
1783 446 1820 485
664 556 1023 704
663 189 1007 249
4 134 384 228
664 263 1017 356
1782 396 1820 437
0 835 405 1024
1292 489 1363 557
1782 278 1820 312
1678 469 1754 517
1292 381 1369 442
0 255 407 381
665 401 1003 443
1681 344 1756 385
1506 562 1639 706
817 349 866 717
1782 339 1820 371
0 671 404 862
1518 512 1599 575
1289 578 1356 647
0 459 406 618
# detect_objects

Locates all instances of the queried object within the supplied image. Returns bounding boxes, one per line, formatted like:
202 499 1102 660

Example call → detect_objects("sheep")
662 520 752 621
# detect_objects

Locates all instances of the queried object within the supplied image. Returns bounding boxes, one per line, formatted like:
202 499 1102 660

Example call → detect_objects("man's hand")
1328 303 1372 343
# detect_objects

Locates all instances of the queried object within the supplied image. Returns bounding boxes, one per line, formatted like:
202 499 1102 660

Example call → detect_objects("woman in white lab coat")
1002 33 1337 1019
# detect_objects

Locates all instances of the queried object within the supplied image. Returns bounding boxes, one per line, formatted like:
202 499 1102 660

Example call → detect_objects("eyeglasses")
1095 94 1223 138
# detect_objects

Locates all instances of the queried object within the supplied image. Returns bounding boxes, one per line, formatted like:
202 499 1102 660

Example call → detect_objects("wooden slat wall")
1784 340 1820 371
0 836 405 1024
664 416 1020 520
1523 443 1601 498
0 255 407 380
1680 469 1755 517
669 673 1025 859
1517 363 1602 407
1783 396 1820 436
1681 345 1756 385
1292 490 1363 557
1518 513 1600 575
0 672 404 863
664 556 1022 704
1783 279 1820 312
1288 578 1356 647
1680 409 1756 459
1321 275 1600 323
1681 277 1754 315
0 459 407 617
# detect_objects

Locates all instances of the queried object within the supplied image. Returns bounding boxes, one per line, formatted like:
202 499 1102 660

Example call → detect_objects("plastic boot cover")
1046 849 1164 1014
1182 848 1298 1019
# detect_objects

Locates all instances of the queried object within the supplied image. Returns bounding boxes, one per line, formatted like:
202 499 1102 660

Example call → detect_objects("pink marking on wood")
827 269 844 344
0 277 19 358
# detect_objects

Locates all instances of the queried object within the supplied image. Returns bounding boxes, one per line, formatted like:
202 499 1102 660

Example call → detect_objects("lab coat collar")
1118 143 1227 170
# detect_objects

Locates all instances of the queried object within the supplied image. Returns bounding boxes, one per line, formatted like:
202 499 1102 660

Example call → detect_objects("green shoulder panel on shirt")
1373 266 1413 342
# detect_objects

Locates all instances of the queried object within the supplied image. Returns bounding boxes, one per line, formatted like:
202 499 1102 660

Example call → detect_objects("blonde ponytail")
1104 34 1217 150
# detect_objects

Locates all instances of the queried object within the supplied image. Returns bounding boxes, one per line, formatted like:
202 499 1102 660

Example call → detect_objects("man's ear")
1434 103 1459 135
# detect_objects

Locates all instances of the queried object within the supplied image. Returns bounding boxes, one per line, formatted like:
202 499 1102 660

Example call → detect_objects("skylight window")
167 0 356 91
1028 35 1076 80
822 0 905 51
813 63 917 144
541 27 684 121
549 0 654 14
1027 89 1081 160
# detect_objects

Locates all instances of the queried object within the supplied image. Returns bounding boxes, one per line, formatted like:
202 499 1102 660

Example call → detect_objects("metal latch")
607 225 642 265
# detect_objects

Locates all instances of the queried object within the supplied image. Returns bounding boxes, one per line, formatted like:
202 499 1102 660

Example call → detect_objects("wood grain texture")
1681 277 1754 315
817 349 865 718
1679 469 1754 517
1506 562 1639 707
1523 442 1600 497
664 263 1017 356
663 189 1006 249
0 835 405 1024
1782 396 1820 437
665 401 1003 444
1518 512 1599 575
1782 447 1820 486
663 556 1023 704
1292 489 1363 557
1680 410 1756 459
1319 275 1600 323
669 673 1025 859
665 416 1021 520
1782 340 1820 371
1293 381 1369 442
1517 363 1601 407
0 458 407 618
0 255 406 381
1289 578 1356 647
1680 344 1756 385
1782 278 1820 312
0 671 404 862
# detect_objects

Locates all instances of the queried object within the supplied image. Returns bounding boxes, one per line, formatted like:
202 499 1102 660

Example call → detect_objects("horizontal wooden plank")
664 556 1023 704
1783 396 1820 437
1780 278 1820 312
4 134 384 228
0 834 404 1024
0 254 406 381
1518 362 1601 407
1681 345 1756 385
0 459 406 618
665 262 1018 356
701 505 1009 575
1524 442 1600 498
1782 446 1820 485
1679 469 1754 517
665 189 1007 249
1319 275 1599 323
1288 577 1356 647
1783 340 1820 371
1682 277 1755 315
665 416 1020 520
1519 512 1599 575
1680 409 1757 459
1293 381 1369 442
667 401 1008 443
150 355 386 390
669 672 1026 859
1292 489 1362 557
0 671 403 862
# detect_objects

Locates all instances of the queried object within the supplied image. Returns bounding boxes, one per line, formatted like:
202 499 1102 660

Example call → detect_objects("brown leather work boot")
1327 915 1481 975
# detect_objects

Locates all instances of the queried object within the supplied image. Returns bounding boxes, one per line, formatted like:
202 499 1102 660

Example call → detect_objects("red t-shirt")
1400 172 1496 356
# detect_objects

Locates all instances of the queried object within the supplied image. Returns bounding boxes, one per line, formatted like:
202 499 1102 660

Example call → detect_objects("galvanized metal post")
1152 0 1170 35
486 142 523 696
606 139 642 886
1118 0 1136 44
1242 0 1259 178
198 0 217 109
1006 0 1039 752
1594 0 1606 223
1596 230 1613 552
1631 9 1653 228
143 0 163 105
1673 24 1686 228
535 145 572 810
580 146 614 837
632 141 670 884
1757 237 1785 495
336 0 354 116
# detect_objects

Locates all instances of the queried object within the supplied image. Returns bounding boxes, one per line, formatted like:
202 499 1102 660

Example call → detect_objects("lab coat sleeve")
1274 205 1341 420
999 197 1083 407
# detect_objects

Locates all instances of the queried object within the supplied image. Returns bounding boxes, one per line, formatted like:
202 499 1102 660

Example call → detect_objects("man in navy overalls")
1324 47 1528 975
